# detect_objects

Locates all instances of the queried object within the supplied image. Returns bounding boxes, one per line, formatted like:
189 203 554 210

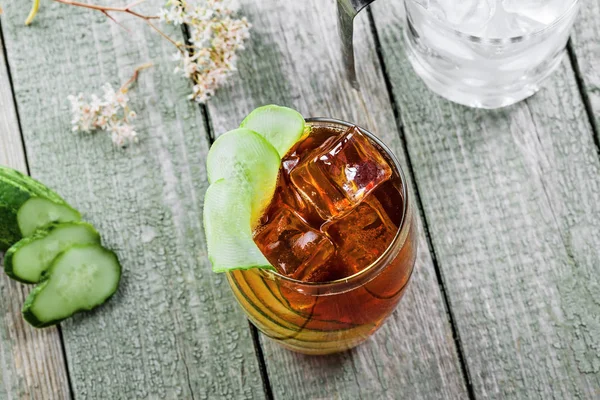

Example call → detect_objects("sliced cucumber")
17 198 82 237
5 222 101 283
203 179 273 273
0 167 81 247
203 106 310 273
22 244 121 328
240 105 306 157
207 128 280 224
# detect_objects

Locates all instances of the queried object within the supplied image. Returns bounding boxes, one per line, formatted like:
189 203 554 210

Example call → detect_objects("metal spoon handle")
337 0 377 89
341 0 378 14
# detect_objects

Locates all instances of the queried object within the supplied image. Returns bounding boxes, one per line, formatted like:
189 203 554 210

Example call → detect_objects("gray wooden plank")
0 25 26 171
207 1 469 399
372 1 600 398
570 0 600 134
1 1 265 398
0 24 71 400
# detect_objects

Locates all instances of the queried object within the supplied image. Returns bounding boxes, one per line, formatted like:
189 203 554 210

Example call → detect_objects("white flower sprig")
68 64 151 147
23 0 252 146
159 0 251 103
25 1 251 104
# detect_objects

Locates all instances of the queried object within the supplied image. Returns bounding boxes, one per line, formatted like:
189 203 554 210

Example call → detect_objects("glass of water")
404 0 581 109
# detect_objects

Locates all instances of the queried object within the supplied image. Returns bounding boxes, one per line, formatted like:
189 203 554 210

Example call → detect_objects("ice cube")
290 126 392 220
254 207 335 280
482 4 546 38
324 198 398 275
268 172 324 228
502 0 571 25
428 0 496 35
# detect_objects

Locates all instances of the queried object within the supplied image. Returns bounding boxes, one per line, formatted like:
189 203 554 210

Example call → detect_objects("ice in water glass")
404 0 581 109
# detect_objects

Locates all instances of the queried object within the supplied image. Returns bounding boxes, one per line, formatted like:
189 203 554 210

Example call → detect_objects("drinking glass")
403 0 581 108
227 119 417 355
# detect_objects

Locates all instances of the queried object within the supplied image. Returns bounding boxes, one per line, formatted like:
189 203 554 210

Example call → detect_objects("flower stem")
52 0 159 20
25 0 40 25
43 0 183 52
120 63 153 93
145 19 184 51
25 0 183 53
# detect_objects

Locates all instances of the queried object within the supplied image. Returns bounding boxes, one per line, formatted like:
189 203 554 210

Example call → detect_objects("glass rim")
407 0 580 42
258 117 410 293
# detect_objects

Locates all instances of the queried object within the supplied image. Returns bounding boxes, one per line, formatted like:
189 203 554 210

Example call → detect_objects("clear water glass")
403 0 581 109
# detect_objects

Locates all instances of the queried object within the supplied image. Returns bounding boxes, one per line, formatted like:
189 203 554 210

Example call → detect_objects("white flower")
68 83 139 147
90 95 103 113
159 0 251 103
109 122 138 147
115 91 129 108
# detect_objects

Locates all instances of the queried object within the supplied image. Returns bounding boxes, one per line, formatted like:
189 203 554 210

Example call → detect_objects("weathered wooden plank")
207 1 469 398
0 24 71 400
372 1 600 398
1 2 265 398
570 0 600 133
0 26 26 171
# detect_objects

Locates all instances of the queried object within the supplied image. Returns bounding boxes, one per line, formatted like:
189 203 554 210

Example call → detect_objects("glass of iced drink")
404 0 581 108
227 118 417 355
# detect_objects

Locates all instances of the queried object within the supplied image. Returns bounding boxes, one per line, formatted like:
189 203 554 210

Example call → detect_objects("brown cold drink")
226 119 417 354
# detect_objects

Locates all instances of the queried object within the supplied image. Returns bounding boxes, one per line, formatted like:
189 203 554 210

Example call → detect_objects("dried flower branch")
159 0 251 102
27 0 159 25
53 0 158 19
22 0 251 146
26 0 167 42
68 63 152 147
25 0 250 104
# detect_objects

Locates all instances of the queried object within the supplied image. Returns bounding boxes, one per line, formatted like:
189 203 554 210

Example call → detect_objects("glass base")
403 28 566 109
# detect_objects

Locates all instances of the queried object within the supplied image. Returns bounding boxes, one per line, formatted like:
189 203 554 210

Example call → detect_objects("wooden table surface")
0 0 599 399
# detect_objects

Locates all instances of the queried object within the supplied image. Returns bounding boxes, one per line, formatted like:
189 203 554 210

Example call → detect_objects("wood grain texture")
0 24 72 400
207 1 469 398
1 2 265 398
0 24 27 171
571 0 600 134
372 1 600 398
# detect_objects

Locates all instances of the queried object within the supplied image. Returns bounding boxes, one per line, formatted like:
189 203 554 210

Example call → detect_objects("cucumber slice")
4 222 101 283
240 105 306 157
203 179 273 273
207 128 280 224
22 244 121 328
17 198 82 237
